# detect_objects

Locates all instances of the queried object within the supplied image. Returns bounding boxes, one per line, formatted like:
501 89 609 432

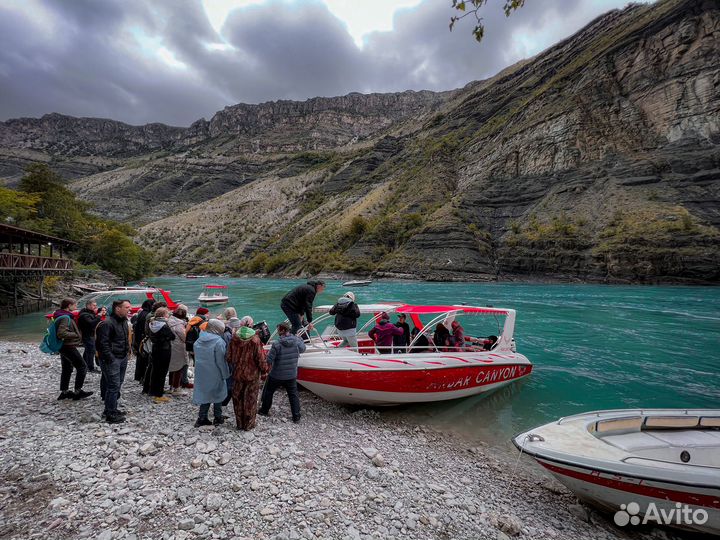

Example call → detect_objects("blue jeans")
198 402 223 421
101 355 128 416
82 336 96 371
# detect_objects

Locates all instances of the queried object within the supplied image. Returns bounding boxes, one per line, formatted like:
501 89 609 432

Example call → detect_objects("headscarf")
206 318 225 336
343 291 355 302
239 315 254 327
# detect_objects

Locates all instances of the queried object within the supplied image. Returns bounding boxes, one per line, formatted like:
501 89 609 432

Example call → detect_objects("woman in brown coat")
226 326 268 430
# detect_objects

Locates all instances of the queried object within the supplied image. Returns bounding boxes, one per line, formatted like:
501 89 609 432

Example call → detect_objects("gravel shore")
0 341 667 540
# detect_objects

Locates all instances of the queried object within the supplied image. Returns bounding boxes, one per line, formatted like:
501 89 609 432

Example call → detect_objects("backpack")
185 321 203 352
40 315 70 355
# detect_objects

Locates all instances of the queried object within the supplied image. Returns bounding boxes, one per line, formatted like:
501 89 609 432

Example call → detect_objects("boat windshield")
76 289 161 309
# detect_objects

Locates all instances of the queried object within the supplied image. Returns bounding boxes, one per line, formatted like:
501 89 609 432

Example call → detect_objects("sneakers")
213 416 225 426
57 391 74 400
73 390 94 400
171 388 187 397
194 418 213 428
292 415 301 423
258 410 269 417
153 396 171 404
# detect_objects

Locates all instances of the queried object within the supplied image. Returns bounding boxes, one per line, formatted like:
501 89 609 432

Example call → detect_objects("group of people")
50 278 496 428
51 293 308 429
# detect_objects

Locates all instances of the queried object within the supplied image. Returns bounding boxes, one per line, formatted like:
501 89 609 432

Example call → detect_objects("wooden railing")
0 253 73 271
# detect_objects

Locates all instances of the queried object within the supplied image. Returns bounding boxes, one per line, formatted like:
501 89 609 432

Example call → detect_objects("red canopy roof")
203 284 228 289
396 304 510 315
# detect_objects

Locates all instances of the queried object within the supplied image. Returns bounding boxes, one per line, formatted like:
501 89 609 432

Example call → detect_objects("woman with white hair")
191 319 229 427
328 292 361 349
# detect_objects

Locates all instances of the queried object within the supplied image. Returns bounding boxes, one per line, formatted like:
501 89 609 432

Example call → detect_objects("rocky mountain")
0 0 718 283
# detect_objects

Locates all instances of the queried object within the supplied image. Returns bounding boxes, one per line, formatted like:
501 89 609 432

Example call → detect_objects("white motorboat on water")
342 279 372 287
287 302 532 406
513 409 720 535
197 284 229 304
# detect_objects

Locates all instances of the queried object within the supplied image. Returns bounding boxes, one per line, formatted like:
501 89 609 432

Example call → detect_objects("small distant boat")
513 409 720 535
198 284 229 304
342 279 372 287
187 274 207 279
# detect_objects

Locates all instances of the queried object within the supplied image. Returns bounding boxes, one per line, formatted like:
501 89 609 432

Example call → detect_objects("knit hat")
343 291 355 302
237 326 256 340
206 319 225 335
196 307 209 315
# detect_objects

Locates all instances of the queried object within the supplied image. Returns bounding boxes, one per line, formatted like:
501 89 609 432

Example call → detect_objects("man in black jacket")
96 299 131 424
393 313 411 352
280 280 325 335
78 300 105 373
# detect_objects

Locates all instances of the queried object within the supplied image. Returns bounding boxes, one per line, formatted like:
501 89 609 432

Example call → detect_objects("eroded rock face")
0 0 718 282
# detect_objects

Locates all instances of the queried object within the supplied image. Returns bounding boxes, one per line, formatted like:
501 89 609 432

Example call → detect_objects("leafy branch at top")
450 0 526 42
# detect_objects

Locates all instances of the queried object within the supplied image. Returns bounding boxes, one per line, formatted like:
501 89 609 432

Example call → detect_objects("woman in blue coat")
192 319 229 427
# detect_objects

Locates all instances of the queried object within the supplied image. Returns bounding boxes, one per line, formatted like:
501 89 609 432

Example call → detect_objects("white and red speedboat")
292 303 532 406
513 409 720 535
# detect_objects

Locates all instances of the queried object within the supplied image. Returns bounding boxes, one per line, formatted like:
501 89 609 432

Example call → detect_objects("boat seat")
648 430 720 447
602 432 668 451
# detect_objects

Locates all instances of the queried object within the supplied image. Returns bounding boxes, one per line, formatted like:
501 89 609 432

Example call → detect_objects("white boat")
197 284 229 304
287 302 532 406
342 279 372 287
513 409 720 535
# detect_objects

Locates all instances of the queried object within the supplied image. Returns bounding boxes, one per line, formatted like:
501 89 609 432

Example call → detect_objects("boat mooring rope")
503 435 530 498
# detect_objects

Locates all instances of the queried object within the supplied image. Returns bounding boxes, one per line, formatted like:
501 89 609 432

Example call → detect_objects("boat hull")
298 356 531 405
529 455 720 535
197 296 229 303
513 410 720 536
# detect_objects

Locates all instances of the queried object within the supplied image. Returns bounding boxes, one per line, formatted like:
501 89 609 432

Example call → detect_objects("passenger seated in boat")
368 312 404 354
450 321 465 351
409 327 431 353
433 323 451 352
464 335 498 351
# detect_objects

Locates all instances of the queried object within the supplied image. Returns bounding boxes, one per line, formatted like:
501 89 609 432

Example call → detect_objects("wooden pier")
0 223 76 320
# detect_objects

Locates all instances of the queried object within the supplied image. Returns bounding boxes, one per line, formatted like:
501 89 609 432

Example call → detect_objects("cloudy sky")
0 0 652 126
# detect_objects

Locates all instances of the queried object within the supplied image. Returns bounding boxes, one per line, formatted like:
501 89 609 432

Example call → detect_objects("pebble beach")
0 341 670 540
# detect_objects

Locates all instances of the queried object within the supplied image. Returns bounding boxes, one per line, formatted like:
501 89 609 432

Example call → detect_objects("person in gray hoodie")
259 322 306 422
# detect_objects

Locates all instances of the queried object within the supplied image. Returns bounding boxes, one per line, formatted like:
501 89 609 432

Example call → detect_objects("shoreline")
0 341 670 540
157 272 720 287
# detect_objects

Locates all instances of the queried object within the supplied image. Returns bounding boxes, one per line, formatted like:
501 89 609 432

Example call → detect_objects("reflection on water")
1 277 719 448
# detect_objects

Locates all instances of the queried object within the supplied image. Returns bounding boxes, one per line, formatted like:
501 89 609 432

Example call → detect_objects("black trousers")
149 348 171 397
59 345 86 392
280 302 303 335
134 349 149 382
260 376 301 420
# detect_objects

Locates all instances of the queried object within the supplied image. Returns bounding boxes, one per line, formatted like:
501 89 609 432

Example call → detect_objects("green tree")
450 0 526 42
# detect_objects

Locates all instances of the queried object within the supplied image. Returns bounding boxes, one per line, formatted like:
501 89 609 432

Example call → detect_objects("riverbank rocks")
0 340 658 540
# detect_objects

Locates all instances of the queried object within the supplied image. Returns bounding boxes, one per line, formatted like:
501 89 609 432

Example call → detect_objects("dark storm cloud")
0 0 636 126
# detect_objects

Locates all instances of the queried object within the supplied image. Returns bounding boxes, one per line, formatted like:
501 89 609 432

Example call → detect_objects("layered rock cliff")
0 0 718 283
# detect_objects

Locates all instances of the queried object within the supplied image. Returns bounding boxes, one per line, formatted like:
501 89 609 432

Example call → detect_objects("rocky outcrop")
0 0 718 283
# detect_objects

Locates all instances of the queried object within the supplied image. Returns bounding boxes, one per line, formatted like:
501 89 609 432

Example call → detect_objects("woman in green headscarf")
226 323 269 430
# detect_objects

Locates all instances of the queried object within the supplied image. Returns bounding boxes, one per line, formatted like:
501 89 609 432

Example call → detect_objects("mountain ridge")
1 0 718 283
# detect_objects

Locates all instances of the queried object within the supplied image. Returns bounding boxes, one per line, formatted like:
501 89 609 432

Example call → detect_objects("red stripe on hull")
539 460 720 509
298 363 532 393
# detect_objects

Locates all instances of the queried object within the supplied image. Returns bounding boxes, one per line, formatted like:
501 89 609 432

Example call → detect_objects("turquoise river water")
2 277 718 448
